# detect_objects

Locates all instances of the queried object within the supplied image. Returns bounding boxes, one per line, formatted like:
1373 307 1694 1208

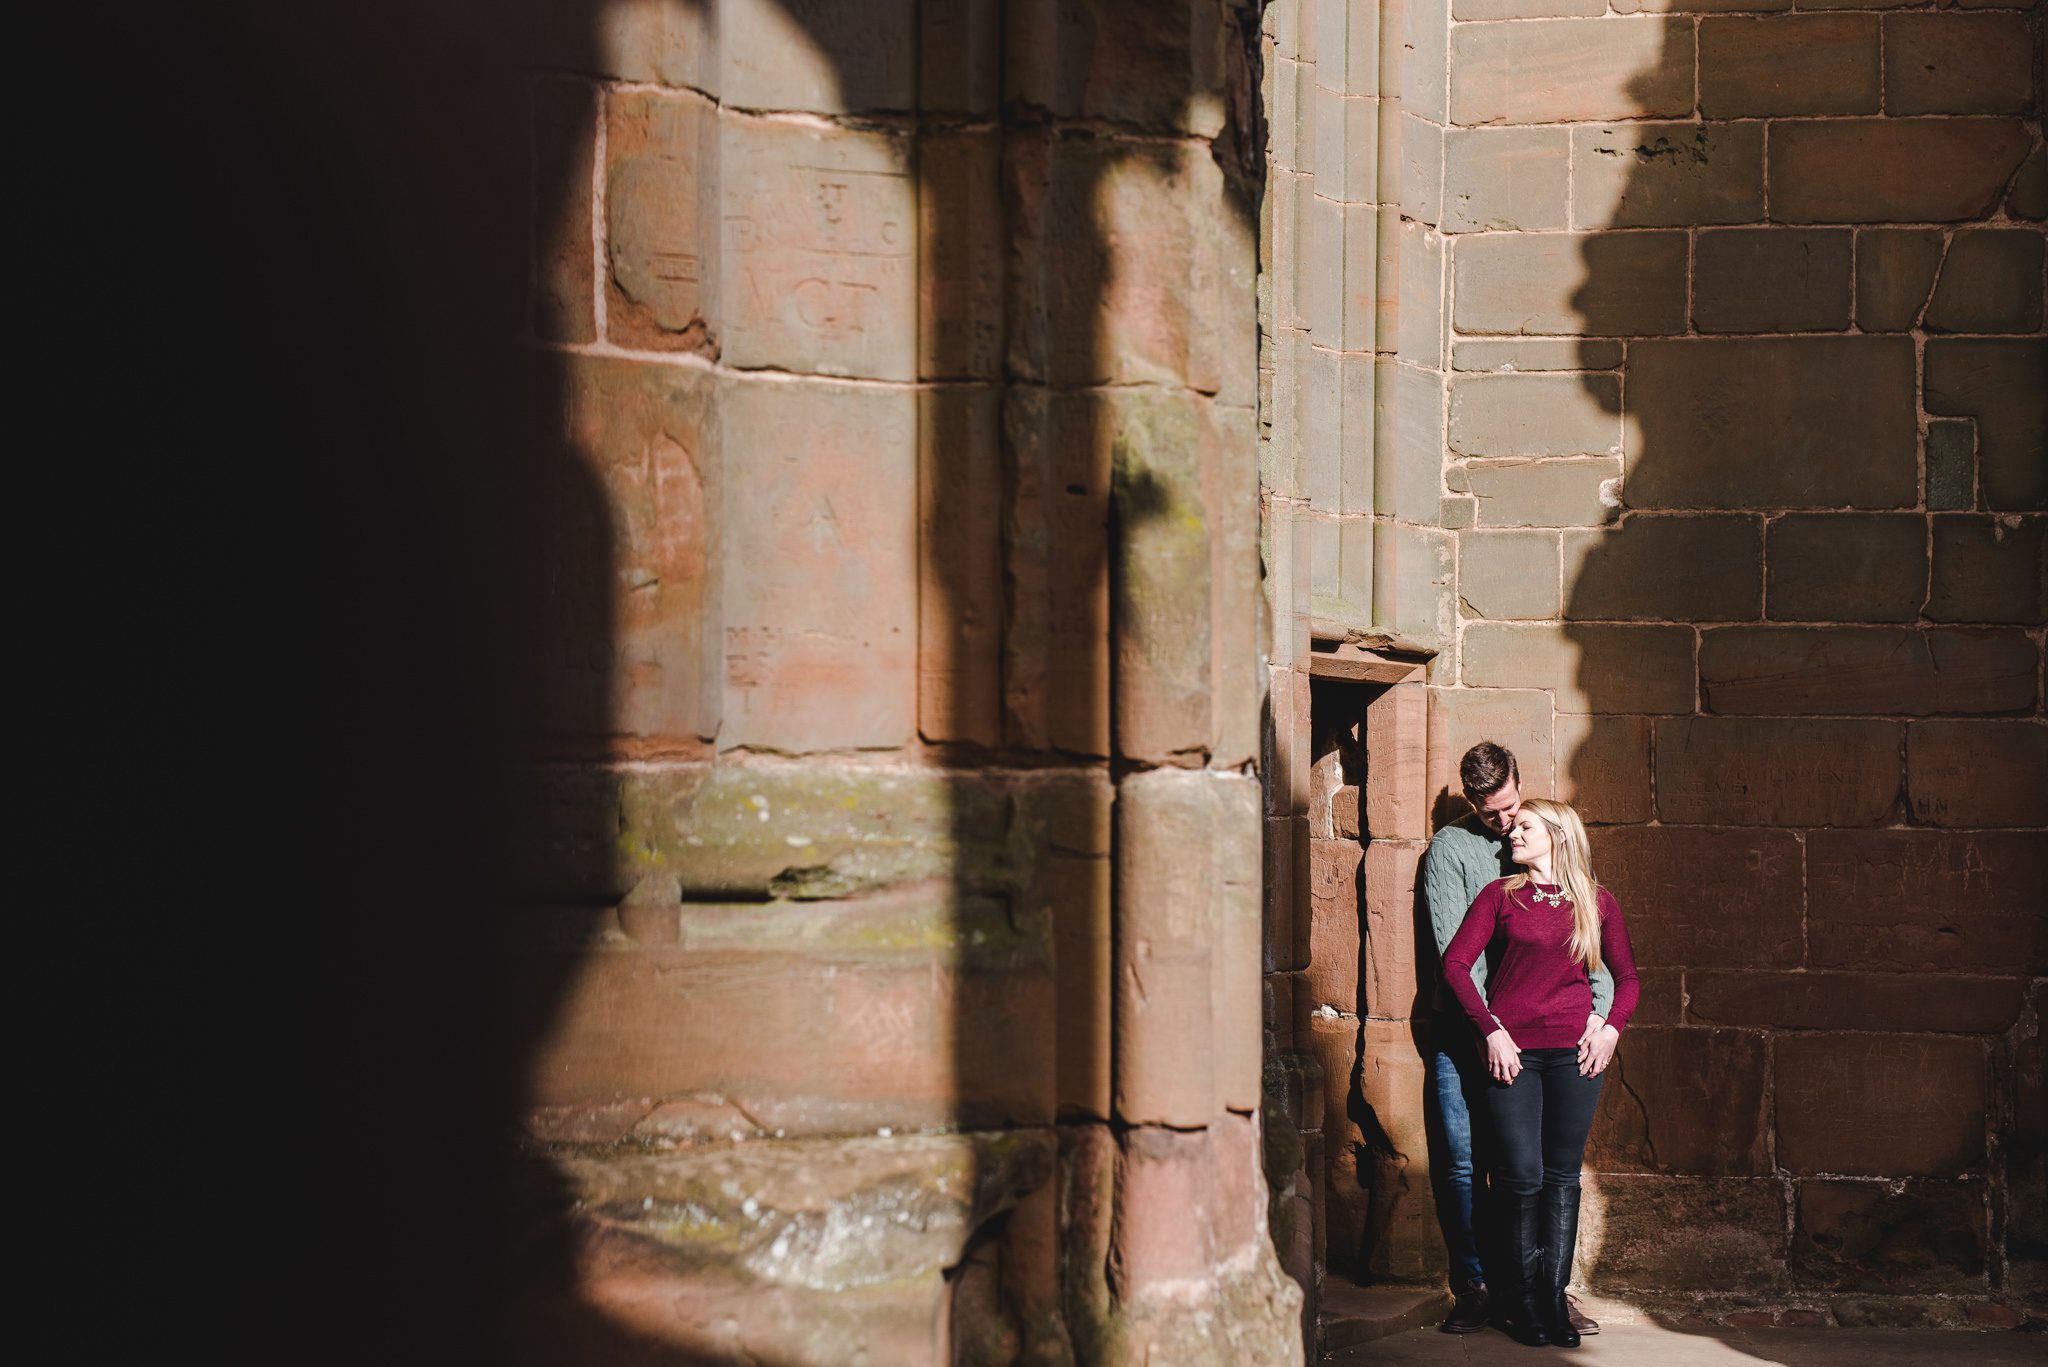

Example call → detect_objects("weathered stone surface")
1008 0 1228 131
1794 1180 1989 1293
1656 717 1901 826
1355 1016 1442 1282
1113 388 1218 764
1450 19 1695 126
1007 133 1249 398
1467 458 1624 528
1925 340 2048 512
606 87 719 353
1884 13 2035 115
719 0 916 113
1854 228 1943 332
517 891 1054 1131
1579 1176 1788 1292
1927 515 2047 625
1443 128 1569 233
1450 375 1620 458
919 388 1001 745
1909 720 2048 828
1555 713 1653 824
1926 229 2045 335
1764 513 1927 623
1427 687 1555 807
1591 826 1804 968
1005 387 1107 756
1808 829 2048 974
1371 522 1453 649
1465 622 1695 713
1573 123 1765 228
1629 968 1684 1025
1459 530 1562 620
1624 338 1918 510
1689 972 2024 1034
2011 144 2048 221
1563 515 1764 621
1770 119 2033 223
1367 682 1430 843
531 77 596 343
1587 1027 1770 1175
1307 837 1363 1012
1454 231 1688 336
1453 0 1604 17
541 1130 1048 1363
1692 228 1852 333
721 379 915 751
918 131 1003 379
1777 1034 1987 1177
1701 627 2039 716
721 116 916 378
1364 840 1427 1021
545 356 721 744
1698 14 1879 117
1453 339 1624 373
1925 420 1975 512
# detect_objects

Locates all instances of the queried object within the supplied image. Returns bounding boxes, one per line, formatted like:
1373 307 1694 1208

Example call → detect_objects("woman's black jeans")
1482 1045 1603 1341
1482 1046 1604 1198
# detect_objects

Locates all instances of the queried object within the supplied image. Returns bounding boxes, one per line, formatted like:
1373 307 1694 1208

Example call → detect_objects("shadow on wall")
1562 10 2044 1322
79 2 1269 1365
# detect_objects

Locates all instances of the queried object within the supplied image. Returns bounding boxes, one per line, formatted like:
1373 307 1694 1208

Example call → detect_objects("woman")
1441 797 1638 1348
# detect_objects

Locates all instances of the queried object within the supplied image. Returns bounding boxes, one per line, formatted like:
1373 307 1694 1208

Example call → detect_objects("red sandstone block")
1808 829 2046 974
1776 1034 1987 1177
1450 19 1694 126
1367 682 1429 841
1591 825 1804 968
917 132 1003 380
1794 1179 1990 1294
1687 971 2024 1034
1655 717 1901 827
719 0 916 113
1908 720 2048 828
1770 119 2033 223
1884 13 2035 117
1306 1014 1367 1151
1630 967 1683 1025
1113 1127 1221 1292
1003 387 1109 756
530 77 596 343
1587 1026 1770 1176
1215 773 1265 1114
1701 627 2038 716
1699 14 1879 118
1307 838 1364 1012
1427 686 1554 805
547 355 720 744
1364 840 1426 1021
918 387 1002 746
604 87 719 354
1579 1175 1788 1293
719 379 917 751
517 901 1055 1135
720 116 917 379
1208 403 1263 770
1556 714 1654 824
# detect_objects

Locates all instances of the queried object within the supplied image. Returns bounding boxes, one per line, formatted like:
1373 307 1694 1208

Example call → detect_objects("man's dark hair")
1460 741 1519 799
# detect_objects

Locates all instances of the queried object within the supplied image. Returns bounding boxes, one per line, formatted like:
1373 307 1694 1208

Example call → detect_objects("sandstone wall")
501 2 1301 1363
1264 0 2046 1330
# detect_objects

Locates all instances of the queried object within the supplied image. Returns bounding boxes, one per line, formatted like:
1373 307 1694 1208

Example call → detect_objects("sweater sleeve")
1422 831 1476 961
1597 889 1641 1033
1442 882 1505 1039
1589 959 1615 1019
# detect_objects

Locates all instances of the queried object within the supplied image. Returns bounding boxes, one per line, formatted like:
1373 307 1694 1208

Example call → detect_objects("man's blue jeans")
1427 1018 1493 1291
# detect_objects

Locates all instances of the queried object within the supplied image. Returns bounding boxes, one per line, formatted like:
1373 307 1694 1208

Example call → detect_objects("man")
1422 741 1609 1336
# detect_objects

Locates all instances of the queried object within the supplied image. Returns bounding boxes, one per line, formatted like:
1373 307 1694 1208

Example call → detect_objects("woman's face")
1507 810 1552 869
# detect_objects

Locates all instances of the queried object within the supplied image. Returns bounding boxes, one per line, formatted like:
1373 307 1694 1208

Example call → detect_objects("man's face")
1469 777 1522 836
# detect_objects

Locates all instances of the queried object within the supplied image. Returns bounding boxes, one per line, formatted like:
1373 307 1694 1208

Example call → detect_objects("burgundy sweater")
1443 878 1641 1048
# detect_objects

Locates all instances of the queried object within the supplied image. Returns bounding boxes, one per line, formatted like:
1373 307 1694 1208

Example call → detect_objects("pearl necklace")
1528 884 1569 908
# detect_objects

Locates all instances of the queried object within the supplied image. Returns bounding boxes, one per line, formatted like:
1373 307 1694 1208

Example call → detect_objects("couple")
1423 742 1640 1349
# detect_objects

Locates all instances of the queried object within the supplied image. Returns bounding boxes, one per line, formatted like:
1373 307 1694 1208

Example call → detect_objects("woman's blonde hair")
1503 797 1604 974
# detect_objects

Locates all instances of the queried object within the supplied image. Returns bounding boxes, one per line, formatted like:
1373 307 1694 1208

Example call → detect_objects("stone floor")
1322 1323 2048 1366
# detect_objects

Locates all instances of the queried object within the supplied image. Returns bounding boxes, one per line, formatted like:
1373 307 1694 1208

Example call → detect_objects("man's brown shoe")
1565 1294 1600 1335
1441 1282 1491 1334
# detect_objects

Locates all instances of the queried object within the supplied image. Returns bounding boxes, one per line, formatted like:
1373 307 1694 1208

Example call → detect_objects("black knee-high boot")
1540 1186 1583 1348
1505 1193 1550 1346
